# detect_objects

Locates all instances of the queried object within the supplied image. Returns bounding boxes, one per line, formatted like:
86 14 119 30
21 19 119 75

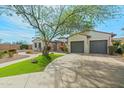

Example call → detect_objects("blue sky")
0 8 124 44
0 14 35 44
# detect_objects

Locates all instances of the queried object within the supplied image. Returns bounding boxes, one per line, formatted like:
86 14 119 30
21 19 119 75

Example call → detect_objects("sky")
0 14 35 44
0 6 124 44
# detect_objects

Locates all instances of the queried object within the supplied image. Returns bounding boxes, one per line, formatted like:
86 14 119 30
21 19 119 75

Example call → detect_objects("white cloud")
0 29 33 39
1 14 33 31
0 32 10 36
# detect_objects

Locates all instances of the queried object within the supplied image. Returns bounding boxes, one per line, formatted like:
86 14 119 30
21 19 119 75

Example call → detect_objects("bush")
59 44 68 53
8 52 14 57
59 45 64 52
108 46 116 55
26 50 33 54
4 51 8 53
63 45 68 53
8 49 17 57
47 46 51 51
8 49 16 54
116 48 123 54
0 51 5 59
114 44 124 55
121 44 124 51
20 44 29 50
112 40 124 55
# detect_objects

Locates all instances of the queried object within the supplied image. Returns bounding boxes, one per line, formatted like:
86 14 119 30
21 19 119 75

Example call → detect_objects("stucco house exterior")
32 37 44 51
32 37 67 52
68 30 116 54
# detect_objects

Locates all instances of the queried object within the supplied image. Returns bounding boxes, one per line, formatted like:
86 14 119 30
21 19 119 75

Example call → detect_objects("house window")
34 43 37 48
39 43 41 48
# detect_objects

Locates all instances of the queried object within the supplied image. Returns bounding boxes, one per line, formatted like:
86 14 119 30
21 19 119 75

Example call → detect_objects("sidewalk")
0 71 54 88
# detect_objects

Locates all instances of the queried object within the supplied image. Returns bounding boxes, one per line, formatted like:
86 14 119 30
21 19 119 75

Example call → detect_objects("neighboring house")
32 37 44 52
32 37 67 52
68 30 116 54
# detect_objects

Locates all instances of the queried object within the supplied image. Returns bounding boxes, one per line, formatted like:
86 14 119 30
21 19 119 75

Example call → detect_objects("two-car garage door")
70 40 107 54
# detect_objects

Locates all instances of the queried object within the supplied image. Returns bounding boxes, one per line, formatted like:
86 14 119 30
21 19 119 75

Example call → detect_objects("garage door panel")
71 41 84 53
90 40 107 54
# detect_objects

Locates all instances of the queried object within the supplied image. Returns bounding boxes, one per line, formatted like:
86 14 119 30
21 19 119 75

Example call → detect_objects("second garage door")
90 40 107 54
71 41 84 53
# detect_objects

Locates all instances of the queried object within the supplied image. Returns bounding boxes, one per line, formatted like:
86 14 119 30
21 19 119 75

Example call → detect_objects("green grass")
0 53 63 78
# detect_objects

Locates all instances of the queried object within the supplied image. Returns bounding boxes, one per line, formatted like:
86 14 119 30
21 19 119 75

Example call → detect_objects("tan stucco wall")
68 34 88 53
68 31 112 54
32 39 44 51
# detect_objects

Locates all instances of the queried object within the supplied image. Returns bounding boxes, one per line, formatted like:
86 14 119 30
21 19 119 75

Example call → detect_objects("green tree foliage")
113 40 124 54
13 40 29 50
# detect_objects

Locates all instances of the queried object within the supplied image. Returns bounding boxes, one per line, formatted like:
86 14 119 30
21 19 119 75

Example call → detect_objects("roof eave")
112 33 116 37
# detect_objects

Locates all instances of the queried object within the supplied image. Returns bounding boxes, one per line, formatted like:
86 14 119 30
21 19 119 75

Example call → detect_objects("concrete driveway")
45 54 124 88
0 54 124 88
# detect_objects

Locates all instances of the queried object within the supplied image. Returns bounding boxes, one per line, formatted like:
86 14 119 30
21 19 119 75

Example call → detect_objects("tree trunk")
42 44 49 56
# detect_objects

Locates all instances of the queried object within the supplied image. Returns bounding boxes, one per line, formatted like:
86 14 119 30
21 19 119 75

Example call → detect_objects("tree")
13 40 28 50
12 40 27 45
2 5 118 56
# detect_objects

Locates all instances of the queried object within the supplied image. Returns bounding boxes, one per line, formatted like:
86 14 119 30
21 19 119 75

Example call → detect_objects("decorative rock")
31 59 38 63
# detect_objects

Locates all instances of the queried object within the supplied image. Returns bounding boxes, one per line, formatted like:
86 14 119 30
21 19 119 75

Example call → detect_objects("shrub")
47 45 51 51
8 49 17 57
26 50 33 54
59 45 64 52
59 44 68 53
112 40 124 55
108 46 116 55
20 44 28 50
116 48 123 54
63 45 68 53
115 44 124 55
8 52 14 57
0 51 5 59
120 44 124 54
4 51 8 53
8 49 17 54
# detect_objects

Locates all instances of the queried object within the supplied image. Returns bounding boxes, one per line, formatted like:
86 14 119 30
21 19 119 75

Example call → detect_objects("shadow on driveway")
45 54 124 88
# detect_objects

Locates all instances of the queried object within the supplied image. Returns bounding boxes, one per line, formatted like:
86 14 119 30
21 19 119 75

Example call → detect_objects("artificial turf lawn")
0 53 63 78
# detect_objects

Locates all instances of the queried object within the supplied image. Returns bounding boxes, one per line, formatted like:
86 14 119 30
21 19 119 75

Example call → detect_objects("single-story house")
32 37 44 51
32 37 67 52
68 30 116 54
